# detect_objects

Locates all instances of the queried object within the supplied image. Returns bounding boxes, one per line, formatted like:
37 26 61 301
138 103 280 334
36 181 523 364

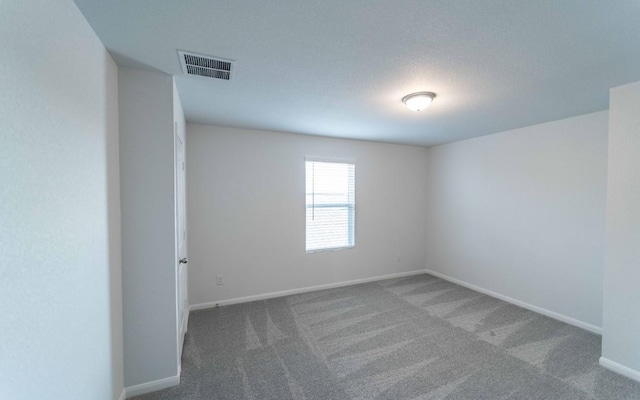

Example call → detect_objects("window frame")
305 157 356 253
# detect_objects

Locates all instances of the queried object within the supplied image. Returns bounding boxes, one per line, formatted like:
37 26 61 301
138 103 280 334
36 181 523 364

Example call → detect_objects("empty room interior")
4 1 640 399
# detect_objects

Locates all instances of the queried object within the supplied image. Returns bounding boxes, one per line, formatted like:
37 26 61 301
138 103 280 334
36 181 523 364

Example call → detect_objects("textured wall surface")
425 111 608 329
187 124 428 306
119 68 178 387
0 1 122 399
602 81 640 375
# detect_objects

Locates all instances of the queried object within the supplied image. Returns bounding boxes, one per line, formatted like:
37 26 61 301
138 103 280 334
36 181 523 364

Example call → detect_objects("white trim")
124 375 180 398
117 388 125 400
179 308 189 355
189 269 426 311
304 156 356 164
306 245 355 253
189 268 603 335
424 269 602 335
181 308 189 338
600 357 640 383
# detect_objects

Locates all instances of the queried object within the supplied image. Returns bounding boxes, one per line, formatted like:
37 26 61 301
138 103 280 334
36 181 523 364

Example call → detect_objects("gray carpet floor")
133 273 640 399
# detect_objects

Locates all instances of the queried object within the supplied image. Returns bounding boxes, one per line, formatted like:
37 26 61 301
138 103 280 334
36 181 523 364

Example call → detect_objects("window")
305 159 355 252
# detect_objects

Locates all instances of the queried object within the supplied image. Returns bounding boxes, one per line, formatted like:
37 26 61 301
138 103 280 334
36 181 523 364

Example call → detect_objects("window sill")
306 245 355 254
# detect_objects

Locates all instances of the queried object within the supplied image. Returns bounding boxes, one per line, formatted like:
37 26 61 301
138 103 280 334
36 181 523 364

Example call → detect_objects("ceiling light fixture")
402 92 436 111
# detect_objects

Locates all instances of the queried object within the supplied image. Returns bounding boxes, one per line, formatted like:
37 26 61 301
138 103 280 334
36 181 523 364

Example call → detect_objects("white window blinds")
305 160 355 252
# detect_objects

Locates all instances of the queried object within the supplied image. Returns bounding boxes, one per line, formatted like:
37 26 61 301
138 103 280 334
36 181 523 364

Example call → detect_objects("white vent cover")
178 50 233 80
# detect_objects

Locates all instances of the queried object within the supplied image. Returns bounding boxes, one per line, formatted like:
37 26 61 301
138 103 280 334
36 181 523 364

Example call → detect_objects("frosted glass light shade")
402 92 436 111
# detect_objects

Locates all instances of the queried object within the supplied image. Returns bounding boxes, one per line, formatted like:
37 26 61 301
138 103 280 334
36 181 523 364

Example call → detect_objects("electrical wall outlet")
217 275 224 285
396 256 401 263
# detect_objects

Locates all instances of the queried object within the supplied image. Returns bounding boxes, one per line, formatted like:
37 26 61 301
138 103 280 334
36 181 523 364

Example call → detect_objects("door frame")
174 122 189 366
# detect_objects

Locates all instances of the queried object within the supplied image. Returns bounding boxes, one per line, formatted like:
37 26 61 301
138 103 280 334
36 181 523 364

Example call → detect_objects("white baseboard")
600 357 640 383
124 375 180 398
189 267 602 335
424 269 602 335
117 388 125 400
190 269 427 311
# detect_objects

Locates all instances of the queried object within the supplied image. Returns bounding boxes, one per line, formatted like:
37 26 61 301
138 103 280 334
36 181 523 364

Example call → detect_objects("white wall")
119 69 178 388
0 1 122 399
425 111 608 330
601 81 640 378
187 124 428 305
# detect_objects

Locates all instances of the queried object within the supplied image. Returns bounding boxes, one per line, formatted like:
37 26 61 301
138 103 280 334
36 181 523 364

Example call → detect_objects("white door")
175 125 188 355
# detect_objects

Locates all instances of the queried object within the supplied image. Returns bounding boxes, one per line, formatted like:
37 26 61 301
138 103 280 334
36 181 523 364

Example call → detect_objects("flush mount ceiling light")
402 92 436 111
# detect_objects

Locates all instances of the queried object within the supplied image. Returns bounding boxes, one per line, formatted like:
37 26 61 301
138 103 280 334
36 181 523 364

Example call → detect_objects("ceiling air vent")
178 50 233 81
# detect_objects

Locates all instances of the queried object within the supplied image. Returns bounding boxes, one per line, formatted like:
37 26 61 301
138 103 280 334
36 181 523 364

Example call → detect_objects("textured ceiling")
74 0 640 146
